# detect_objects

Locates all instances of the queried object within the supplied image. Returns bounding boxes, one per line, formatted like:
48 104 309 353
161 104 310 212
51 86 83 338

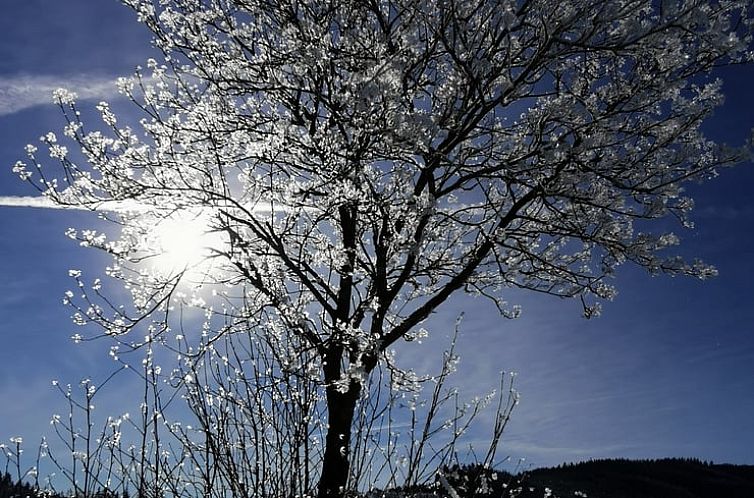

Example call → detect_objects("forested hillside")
520 458 754 498
4 459 754 497
381 459 754 498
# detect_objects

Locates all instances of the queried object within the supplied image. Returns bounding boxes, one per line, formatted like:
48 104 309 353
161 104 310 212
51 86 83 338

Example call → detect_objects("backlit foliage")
14 0 753 496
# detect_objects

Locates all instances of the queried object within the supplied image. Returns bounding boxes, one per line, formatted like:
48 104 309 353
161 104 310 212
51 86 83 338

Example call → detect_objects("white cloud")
0 74 123 117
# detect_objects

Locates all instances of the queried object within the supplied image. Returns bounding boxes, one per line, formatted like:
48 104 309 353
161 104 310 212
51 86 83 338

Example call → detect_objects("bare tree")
14 0 754 496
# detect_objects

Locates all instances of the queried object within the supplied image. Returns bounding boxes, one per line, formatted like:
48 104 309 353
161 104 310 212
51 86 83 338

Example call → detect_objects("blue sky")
0 0 753 474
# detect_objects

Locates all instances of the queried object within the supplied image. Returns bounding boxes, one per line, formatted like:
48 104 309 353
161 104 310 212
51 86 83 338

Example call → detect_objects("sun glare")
150 210 224 278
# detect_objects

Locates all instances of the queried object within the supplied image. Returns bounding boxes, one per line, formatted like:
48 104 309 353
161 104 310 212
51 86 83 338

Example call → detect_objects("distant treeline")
521 457 754 498
0 472 38 498
375 458 754 498
0 472 130 498
4 459 754 497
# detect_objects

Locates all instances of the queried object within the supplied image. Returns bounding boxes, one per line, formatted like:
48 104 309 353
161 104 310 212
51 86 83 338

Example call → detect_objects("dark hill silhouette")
378 459 754 498
3 459 754 497
519 458 754 498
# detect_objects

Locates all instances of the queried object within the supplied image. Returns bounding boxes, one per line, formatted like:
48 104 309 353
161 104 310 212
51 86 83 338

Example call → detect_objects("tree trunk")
318 383 361 498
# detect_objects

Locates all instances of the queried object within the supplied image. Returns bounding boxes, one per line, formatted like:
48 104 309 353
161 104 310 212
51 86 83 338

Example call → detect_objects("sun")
149 210 224 278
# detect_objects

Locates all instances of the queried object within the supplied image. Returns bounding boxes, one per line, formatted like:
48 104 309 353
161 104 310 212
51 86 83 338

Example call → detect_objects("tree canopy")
14 0 754 496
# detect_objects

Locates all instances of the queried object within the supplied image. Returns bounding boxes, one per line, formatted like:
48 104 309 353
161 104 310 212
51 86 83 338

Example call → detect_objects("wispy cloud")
0 74 122 117
503 440 643 465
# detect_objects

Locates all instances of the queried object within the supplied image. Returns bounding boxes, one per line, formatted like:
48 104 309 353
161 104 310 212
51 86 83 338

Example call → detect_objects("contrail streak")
0 75 123 117
0 196 80 210
0 196 313 214
0 196 143 212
